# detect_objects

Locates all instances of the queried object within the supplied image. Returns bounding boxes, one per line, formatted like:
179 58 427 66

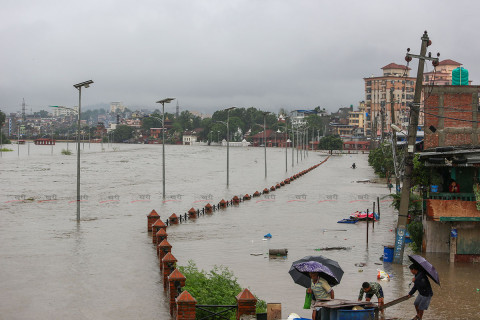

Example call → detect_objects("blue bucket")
383 246 394 263
431 185 439 193
337 308 375 320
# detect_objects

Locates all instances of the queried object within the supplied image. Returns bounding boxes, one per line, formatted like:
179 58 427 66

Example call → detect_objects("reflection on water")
0 143 478 319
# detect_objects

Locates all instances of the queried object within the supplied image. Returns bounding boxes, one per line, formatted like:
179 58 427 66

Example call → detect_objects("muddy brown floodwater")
1 143 479 319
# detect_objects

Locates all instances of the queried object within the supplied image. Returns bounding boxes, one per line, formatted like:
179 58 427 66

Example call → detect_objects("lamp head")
73 80 94 89
156 98 175 104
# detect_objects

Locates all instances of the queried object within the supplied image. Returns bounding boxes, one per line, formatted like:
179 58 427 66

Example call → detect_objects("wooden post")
267 303 282 320
377 196 381 219
372 202 375 230
176 290 197 320
366 209 369 245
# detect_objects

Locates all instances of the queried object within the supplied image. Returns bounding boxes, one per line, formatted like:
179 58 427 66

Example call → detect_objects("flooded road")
1 143 479 319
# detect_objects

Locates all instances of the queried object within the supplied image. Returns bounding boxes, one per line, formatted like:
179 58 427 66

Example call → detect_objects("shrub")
61 149 72 155
178 260 267 319
407 220 423 252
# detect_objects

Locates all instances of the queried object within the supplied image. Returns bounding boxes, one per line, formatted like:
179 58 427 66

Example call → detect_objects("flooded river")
1 143 479 319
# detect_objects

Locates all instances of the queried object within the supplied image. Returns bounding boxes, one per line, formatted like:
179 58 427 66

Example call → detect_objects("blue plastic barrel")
337 308 375 320
383 246 394 263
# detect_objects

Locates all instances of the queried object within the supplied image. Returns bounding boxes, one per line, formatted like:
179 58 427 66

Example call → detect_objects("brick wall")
423 85 480 149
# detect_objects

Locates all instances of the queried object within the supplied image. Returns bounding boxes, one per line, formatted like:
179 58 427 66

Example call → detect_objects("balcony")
425 193 480 221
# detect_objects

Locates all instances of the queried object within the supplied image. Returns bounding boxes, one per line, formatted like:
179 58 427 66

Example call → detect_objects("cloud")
1 0 479 114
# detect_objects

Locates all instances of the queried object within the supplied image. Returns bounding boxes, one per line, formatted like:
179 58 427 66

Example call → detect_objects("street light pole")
156 98 175 200
262 111 270 179
226 107 236 187
285 118 288 172
73 80 93 222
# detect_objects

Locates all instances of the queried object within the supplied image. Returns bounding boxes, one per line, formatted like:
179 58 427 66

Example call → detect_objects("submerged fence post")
377 196 381 219
176 290 197 320
236 288 257 320
366 209 369 245
372 202 375 230
168 269 186 315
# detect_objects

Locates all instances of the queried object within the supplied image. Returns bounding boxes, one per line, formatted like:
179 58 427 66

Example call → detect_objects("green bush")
178 260 267 319
61 149 72 155
407 221 423 252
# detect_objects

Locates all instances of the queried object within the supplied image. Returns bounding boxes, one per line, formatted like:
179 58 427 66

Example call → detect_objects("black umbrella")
289 255 344 288
408 255 440 285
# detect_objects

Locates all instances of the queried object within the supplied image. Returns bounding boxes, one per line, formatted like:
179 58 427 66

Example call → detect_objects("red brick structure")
156 229 168 256
162 252 177 291
219 199 227 208
236 288 257 320
188 208 197 218
158 239 172 270
147 209 159 232
168 269 186 315
152 219 167 243
169 213 179 224
424 85 480 150
176 290 197 320
205 203 213 212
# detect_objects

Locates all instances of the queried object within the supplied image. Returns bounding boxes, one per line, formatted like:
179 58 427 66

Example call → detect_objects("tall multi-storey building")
364 63 416 136
423 59 463 85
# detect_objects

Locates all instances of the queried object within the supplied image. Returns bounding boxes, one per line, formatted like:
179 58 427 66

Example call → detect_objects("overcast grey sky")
1 0 478 115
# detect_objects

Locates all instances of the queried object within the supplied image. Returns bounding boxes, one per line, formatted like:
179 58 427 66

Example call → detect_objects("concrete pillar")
176 290 197 320
236 288 257 320
168 269 186 315
147 209 159 232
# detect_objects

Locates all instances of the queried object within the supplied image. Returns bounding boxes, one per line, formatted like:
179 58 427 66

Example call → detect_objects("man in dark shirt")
407 264 433 320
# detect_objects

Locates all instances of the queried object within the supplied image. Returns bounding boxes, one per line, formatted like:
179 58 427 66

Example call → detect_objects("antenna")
175 100 180 119
22 98 26 121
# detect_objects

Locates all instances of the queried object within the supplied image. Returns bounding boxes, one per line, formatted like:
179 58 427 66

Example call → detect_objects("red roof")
382 63 411 70
438 59 461 66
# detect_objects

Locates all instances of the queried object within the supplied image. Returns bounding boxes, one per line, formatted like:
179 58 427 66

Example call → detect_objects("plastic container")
431 185 439 193
337 308 375 320
383 246 394 263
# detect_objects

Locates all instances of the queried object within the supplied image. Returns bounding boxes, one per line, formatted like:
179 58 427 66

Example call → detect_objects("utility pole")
380 102 385 143
390 88 400 193
393 31 439 264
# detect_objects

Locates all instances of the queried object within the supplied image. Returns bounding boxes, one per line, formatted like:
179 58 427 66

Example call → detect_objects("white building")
51 106 78 117
110 102 126 113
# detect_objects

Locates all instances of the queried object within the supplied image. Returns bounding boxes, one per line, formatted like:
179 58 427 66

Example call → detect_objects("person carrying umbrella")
290 259 341 320
407 264 433 320
307 271 335 320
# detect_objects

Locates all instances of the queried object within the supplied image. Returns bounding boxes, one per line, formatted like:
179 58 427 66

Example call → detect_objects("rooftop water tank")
452 67 469 85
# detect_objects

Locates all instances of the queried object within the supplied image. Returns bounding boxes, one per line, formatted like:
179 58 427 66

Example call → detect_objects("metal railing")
195 304 237 320
428 192 475 201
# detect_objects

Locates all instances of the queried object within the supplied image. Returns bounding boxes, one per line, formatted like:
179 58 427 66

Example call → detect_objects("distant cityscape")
0 58 469 150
